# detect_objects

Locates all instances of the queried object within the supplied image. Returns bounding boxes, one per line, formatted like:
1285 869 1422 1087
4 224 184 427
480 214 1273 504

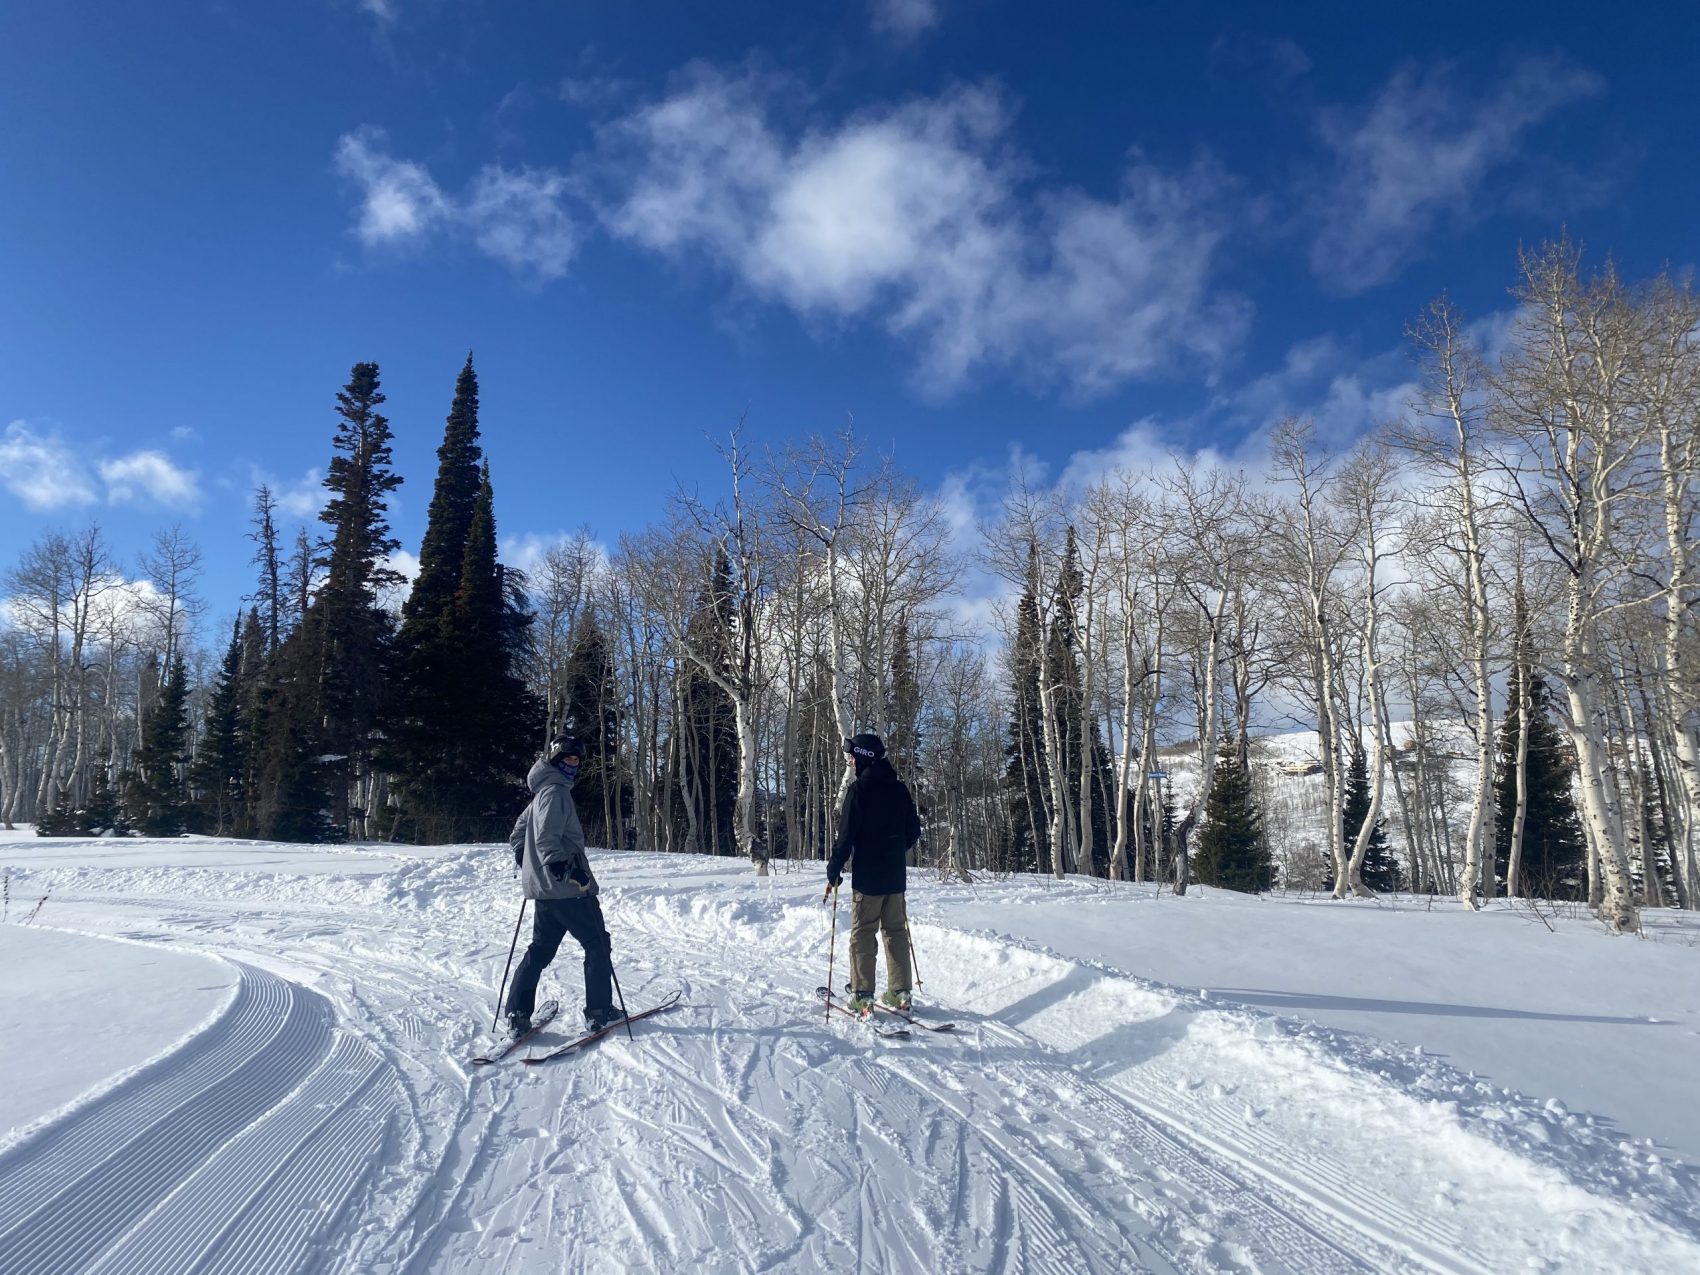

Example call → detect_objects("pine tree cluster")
30 357 545 846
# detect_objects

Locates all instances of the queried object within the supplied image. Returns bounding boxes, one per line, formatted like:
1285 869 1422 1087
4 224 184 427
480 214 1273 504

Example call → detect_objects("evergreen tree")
125 653 191 836
249 635 335 842
1337 749 1404 892
190 618 249 834
1043 527 1117 874
1192 740 1273 892
1494 671 1586 899
887 610 921 785
558 608 628 848
444 467 544 836
673 549 738 855
404 354 483 628
1004 542 1050 873
316 360 402 833
84 769 124 835
251 362 401 841
385 360 540 842
34 787 79 836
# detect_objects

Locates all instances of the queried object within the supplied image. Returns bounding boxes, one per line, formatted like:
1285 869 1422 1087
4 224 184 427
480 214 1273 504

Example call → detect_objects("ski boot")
505 1011 533 1039
880 988 912 1013
584 1005 626 1033
845 990 875 1016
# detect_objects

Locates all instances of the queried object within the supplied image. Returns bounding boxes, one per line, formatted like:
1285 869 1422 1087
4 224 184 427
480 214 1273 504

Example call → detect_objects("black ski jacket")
827 758 922 896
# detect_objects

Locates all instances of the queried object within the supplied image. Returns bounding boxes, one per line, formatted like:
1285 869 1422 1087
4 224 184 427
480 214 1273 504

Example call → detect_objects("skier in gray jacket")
502 734 620 1036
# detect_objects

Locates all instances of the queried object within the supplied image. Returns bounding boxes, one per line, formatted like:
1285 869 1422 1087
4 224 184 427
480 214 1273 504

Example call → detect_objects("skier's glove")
548 859 568 881
570 863 591 887
827 869 842 889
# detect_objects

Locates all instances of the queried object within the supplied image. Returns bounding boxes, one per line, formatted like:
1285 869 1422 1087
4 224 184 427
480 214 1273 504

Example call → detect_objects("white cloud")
261 468 325 519
465 166 579 280
1309 56 1603 293
99 451 200 508
358 0 397 24
870 0 942 43
501 531 611 578
0 421 99 511
335 128 450 246
334 129 579 280
602 71 1247 397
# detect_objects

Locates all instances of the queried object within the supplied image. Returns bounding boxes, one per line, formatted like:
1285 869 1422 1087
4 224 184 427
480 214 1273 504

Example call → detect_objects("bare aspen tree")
1269 419 1359 897
1069 485 1117 877
533 529 600 741
1106 477 1168 882
1158 461 1256 893
1333 439 1400 897
1639 272 1700 909
1496 242 1648 931
140 525 204 670
657 429 774 875
773 426 868 809
1398 299 1500 908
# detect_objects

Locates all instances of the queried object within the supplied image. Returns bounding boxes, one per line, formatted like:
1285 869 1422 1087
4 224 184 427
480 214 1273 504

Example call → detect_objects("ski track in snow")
2 848 1697 1274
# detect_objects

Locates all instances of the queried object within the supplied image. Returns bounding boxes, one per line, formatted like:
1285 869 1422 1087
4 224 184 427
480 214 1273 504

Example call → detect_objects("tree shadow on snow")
1208 988 1667 1026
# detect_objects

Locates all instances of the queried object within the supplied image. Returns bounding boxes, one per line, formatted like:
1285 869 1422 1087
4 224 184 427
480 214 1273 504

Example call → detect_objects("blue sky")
2 1 1694 626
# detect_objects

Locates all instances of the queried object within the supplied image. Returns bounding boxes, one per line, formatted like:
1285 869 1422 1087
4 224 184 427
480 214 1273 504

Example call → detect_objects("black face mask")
556 759 580 783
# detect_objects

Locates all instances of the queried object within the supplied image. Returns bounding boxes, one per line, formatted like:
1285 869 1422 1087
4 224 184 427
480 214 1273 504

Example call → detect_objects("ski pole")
493 898 528 1032
904 910 924 991
609 956 634 1041
824 884 840 1025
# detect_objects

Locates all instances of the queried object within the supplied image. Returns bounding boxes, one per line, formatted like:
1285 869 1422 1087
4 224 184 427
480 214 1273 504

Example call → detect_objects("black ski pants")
505 896 613 1019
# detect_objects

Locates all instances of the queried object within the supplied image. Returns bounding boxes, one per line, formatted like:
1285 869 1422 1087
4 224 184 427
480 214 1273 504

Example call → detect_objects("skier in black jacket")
826 732 922 1013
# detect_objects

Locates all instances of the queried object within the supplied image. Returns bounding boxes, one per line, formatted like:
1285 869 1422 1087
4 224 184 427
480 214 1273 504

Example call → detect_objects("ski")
523 990 683 1064
872 1001 956 1032
471 998 560 1065
826 983 955 1032
815 988 910 1038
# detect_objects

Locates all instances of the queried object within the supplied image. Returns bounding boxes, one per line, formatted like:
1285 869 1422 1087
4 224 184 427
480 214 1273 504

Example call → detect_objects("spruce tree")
558 608 628 848
125 653 191 836
443 467 544 838
888 610 921 784
1003 543 1049 873
315 360 402 835
404 354 483 628
249 635 335 842
190 619 249 834
1192 740 1273 892
1494 671 1586 899
83 769 124 836
674 549 739 855
1339 749 1404 892
34 788 79 836
251 362 400 841
386 360 540 842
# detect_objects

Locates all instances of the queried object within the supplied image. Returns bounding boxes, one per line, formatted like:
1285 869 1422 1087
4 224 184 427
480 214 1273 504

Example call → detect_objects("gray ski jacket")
510 757 599 902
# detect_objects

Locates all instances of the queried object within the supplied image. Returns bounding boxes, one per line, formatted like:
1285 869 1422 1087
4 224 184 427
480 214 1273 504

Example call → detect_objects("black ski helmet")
548 733 585 762
844 733 886 763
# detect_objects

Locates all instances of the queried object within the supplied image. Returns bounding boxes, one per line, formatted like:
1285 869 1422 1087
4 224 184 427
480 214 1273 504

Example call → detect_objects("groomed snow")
2 828 1697 1273
0 925 238 1149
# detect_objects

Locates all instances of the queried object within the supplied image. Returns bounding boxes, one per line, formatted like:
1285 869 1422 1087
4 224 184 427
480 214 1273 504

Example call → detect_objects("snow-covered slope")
2 830 1696 1273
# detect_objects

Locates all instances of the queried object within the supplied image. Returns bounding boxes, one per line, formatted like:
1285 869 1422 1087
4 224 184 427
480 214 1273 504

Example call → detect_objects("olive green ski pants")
849 890 911 995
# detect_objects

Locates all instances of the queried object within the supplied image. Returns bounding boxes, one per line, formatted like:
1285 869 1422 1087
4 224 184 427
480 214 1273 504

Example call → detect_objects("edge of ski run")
522 990 684 1064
